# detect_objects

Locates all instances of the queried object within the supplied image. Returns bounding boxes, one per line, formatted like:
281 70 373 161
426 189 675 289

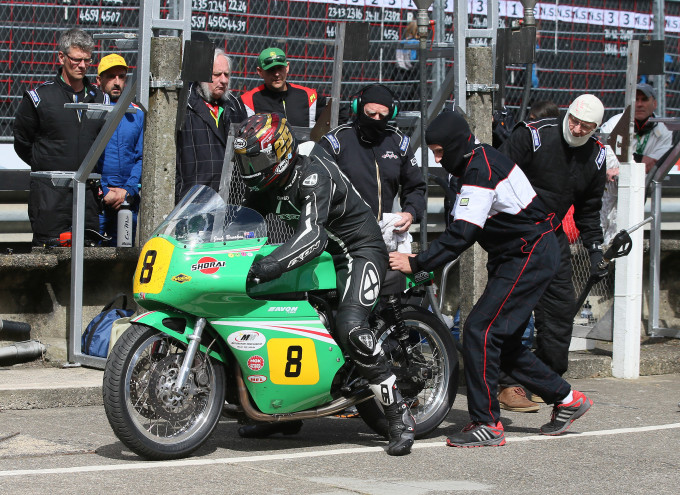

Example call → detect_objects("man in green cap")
240 47 327 128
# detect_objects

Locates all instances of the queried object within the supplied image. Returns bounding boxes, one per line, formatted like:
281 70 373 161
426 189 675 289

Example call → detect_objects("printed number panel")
132 237 174 294
267 338 319 385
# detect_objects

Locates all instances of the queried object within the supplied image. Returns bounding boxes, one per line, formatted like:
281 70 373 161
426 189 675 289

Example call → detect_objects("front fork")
173 317 206 392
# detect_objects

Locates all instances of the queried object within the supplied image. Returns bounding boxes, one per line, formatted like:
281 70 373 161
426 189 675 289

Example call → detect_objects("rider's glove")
588 243 608 280
247 259 283 284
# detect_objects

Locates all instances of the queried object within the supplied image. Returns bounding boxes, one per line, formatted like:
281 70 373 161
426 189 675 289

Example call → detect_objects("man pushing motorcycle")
233 112 416 456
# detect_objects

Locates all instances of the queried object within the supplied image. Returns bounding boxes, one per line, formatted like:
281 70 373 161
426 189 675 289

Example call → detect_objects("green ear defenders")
350 84 399 120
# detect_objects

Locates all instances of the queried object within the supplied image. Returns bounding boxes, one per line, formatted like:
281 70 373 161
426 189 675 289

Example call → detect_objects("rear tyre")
103 324 226 460
356 307 458 439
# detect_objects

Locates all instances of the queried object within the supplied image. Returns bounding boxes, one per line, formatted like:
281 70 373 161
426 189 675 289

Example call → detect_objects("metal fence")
2 0 679 141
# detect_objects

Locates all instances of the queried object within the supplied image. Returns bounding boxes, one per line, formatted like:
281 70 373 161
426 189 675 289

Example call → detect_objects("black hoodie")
411 111 553 272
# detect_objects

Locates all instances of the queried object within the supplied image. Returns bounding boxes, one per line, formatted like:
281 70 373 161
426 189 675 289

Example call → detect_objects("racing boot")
237 420 303 439
370 375 416 456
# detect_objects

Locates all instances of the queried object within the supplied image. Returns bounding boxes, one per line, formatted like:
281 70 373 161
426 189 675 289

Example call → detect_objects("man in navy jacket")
96 54 144 246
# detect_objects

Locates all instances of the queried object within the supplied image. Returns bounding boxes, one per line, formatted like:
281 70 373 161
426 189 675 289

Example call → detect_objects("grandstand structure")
0 0 678 141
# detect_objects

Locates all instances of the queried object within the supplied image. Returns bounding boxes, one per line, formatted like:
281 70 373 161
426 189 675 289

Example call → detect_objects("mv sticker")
247 355 265 371
227 330 266 351
248 375 267 383
191 256 226 274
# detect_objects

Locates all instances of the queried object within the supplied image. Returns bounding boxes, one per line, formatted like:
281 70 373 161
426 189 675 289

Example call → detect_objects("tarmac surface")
2 336 680 410
0 373 679 494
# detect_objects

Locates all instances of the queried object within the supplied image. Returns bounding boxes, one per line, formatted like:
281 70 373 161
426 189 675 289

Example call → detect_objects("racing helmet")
234 113 297 191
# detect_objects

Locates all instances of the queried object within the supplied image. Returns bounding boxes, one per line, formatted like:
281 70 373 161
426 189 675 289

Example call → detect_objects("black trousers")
333 241 391 384
533 229 575 376
463 230 571 424
28 176 100 245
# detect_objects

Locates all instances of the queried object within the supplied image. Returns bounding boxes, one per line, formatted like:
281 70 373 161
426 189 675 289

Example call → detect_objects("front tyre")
103 324 226 460
356 307 458 439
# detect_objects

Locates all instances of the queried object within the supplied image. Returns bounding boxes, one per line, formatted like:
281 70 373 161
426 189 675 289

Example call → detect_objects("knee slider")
348 326 378 358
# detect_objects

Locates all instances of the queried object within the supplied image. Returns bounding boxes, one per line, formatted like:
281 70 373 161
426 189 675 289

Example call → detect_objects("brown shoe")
530 394 545 404
498 387 540 412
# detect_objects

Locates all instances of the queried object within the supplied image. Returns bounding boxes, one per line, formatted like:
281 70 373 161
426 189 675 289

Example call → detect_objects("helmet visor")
235 149 278 176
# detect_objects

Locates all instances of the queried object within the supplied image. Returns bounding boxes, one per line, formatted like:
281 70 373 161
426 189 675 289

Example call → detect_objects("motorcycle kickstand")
173 317 207 392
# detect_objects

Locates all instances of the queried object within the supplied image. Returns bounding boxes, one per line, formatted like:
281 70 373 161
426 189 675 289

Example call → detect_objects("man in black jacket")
239 47 327 128
175 48 247 204
498 94 607 405
13 28 107 245
234 113 416 456
390 111 593 447
319 84 426 235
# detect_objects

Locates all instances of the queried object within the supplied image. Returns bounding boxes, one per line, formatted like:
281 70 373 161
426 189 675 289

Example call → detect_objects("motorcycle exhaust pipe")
0 340 46 366
0 319 31 339
235 365 374 422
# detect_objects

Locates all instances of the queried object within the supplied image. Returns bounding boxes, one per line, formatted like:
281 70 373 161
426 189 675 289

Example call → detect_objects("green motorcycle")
103 185 458 460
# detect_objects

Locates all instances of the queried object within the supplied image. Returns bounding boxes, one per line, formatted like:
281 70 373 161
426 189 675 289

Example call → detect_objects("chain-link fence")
3 0 674 329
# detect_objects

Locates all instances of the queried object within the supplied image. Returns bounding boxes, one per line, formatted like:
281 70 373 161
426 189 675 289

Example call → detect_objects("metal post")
652 0 666 116
432 0 445 93
67 77 138 368
612 40 642 379
330 22 346 130
415 0 433 248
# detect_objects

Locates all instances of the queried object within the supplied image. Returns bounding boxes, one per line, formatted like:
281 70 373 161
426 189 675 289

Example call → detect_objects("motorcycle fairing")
211 305 345 414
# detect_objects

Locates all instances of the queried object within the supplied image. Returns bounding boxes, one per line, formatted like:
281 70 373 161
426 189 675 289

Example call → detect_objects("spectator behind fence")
391 21 419 110
239 47 329 128
13 28 107 246
529 100 560 120
498 95 607 409
175 48 247 204
319 84 426 242
96 54 143 246
599 83 673 243
389 110 593 447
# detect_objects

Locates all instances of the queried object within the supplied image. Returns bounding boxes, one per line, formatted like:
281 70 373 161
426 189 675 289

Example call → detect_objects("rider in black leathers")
234 113 416 456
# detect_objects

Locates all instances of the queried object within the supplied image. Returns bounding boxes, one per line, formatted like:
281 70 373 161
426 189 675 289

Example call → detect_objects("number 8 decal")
139 250 157 284
285 345 303 377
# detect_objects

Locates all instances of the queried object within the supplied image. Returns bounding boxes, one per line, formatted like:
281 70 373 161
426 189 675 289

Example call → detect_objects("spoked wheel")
103 324 226 460
356 306 458 439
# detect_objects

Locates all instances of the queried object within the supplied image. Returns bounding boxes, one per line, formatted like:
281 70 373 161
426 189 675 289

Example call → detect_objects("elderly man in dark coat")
175 48 247 204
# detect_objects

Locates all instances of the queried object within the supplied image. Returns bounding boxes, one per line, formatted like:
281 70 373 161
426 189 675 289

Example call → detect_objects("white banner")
285 0 680 32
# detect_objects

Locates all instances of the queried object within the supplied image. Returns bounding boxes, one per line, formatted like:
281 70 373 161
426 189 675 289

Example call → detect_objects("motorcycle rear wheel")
356 306 458 439
103 324 226 460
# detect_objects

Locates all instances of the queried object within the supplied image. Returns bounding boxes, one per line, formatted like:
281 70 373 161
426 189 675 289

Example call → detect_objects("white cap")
568 94 604 127
563 94 604 147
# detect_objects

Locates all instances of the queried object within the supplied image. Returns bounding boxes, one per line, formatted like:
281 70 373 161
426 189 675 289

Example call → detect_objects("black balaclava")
425 111 475 177
356 85 394 144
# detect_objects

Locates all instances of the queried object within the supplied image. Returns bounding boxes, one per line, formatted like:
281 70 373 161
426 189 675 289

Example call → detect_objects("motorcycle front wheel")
356 306 458 439
103 324 226 460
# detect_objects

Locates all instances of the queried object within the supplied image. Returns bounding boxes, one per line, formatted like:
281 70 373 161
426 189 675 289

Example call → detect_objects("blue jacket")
97 102 144 201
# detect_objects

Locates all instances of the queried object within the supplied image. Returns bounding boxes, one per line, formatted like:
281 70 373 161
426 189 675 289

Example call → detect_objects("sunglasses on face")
62 52 93 65
262 55 286 66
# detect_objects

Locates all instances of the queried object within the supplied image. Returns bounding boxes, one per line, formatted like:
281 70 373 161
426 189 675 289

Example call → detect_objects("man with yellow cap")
96 53 144 246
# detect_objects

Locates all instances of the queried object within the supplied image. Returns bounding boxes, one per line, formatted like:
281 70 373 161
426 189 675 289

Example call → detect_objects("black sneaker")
446 421 506 448
540 390 592 436
384 401 416 456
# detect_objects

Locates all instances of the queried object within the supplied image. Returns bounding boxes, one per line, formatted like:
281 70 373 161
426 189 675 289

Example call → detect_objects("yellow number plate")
133 237 174 294
267 338 319 385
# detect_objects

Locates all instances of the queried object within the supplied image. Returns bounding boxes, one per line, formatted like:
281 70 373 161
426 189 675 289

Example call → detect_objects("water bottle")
117 200 133 247
580 301 593 321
